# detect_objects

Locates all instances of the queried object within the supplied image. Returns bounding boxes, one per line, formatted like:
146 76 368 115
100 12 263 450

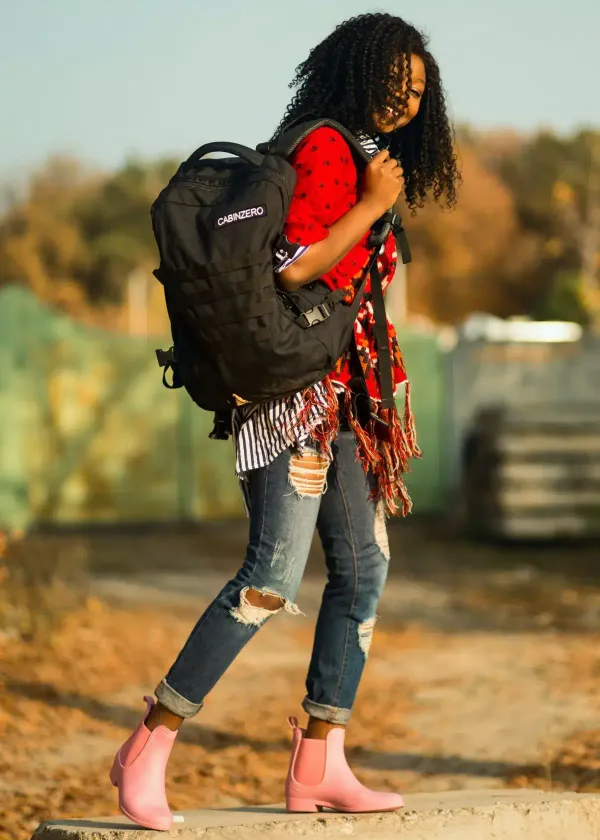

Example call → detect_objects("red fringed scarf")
285 126 421 516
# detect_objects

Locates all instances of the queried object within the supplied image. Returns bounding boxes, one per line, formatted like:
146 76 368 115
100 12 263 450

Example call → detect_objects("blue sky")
1 0 598 177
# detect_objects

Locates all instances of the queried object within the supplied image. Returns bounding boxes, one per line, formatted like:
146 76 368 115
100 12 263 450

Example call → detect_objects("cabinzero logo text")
215 205 267 228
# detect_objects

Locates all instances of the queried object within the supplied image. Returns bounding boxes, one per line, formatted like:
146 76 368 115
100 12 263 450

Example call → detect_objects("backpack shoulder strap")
258 119 372 165
260 120 411 266
262 119 410 407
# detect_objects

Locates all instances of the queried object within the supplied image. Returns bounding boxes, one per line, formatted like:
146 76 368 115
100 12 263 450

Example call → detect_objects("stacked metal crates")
463 405 600 539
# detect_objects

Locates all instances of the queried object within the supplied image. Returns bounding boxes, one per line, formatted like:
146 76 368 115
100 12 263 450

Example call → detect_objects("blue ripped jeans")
156 430 390 725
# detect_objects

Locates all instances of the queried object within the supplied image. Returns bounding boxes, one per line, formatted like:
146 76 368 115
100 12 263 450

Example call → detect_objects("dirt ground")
1 521 599 840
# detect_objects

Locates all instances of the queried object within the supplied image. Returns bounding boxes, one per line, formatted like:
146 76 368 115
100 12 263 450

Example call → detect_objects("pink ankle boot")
285 717 404 813
109 696 180 831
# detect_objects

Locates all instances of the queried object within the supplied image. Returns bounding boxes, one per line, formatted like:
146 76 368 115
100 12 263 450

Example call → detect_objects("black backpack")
152 119 411 438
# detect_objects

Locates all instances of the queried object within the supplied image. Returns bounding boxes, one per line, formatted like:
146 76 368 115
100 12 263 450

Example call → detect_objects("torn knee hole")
289 450 328 498
358 616 377 658
374 501 390 561
244 588 285 611
230 587 304 627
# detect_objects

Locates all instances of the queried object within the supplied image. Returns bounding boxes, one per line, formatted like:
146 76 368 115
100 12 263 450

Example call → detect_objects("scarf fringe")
403 380 422 459
338 382 420 518
291 377 420 519
293 377 340 462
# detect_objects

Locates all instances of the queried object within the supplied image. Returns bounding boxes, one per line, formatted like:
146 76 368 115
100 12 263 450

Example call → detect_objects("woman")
110 12 458 830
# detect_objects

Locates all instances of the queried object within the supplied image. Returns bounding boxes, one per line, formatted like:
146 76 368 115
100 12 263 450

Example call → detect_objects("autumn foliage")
0 128 598 328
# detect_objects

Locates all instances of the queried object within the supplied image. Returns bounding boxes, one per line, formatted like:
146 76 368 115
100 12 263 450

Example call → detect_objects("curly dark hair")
275 13 459 211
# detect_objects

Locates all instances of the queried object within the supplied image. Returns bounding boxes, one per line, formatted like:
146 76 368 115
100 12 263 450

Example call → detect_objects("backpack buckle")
297 302 332 328
155 346 183 389
156 347 175 367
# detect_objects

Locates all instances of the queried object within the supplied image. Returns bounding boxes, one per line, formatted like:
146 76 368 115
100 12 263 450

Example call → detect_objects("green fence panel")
398 330 446 513
0 287 445 527
0 288 31 531
0 286 243 528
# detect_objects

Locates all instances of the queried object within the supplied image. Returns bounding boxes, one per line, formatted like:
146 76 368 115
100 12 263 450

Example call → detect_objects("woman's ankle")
305 716 345 740
145 701 184 732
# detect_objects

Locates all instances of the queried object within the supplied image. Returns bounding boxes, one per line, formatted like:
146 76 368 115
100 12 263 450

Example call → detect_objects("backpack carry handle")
186 142 265 168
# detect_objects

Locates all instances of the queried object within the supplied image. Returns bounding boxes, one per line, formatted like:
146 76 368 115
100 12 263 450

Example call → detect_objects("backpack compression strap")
369 259 396 411
366 213 399 412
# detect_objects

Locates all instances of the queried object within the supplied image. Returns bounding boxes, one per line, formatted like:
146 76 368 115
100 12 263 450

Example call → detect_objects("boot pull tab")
288 716 299 730
142 695 155 721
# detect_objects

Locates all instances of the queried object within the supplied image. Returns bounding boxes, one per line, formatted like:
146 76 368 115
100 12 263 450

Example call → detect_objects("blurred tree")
2 132 598 329
406 127 600 326
0 156 177 314
485 129 600 324
0 157 93 310
535 270 590 324
404 144 541 324
75 159 176 303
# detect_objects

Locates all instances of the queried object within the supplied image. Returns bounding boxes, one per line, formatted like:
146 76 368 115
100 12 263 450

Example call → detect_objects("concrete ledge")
32 790 600 840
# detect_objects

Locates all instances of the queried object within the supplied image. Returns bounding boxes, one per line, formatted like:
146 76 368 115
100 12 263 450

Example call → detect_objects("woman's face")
374 53 426 134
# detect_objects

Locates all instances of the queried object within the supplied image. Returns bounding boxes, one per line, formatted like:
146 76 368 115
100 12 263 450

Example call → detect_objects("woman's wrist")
357 195 389 224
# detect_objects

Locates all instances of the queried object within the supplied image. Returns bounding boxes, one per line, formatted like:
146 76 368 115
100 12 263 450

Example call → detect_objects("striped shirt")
233 132 382 508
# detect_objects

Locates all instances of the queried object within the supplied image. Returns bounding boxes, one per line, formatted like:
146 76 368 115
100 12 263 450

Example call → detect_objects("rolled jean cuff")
302 696 352 725
155 678 203 719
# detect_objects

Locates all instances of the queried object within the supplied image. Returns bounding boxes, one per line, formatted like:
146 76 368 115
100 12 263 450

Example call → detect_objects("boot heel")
286 798 320 813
